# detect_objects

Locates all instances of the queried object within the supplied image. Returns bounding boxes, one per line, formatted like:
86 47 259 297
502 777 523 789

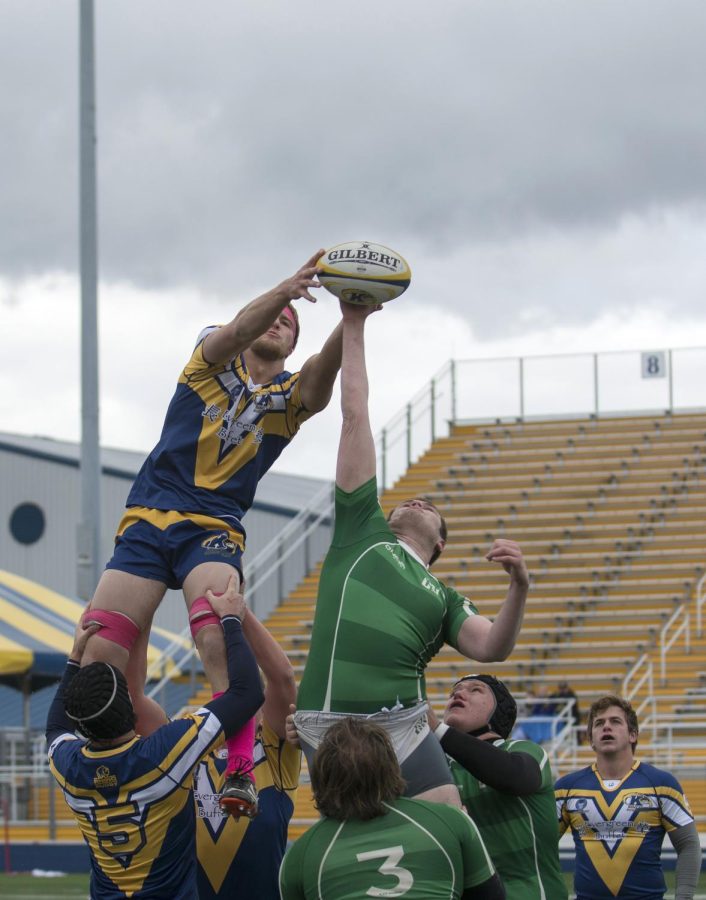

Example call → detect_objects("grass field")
1 870 705 898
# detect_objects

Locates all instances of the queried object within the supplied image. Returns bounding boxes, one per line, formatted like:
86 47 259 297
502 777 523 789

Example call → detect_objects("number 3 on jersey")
356 845 414 897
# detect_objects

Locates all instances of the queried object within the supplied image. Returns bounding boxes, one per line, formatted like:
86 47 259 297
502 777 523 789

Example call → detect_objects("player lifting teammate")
47 576 263 899
80 250 343 816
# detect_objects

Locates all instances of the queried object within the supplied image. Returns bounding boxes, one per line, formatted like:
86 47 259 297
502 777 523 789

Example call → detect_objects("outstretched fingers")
485 539 529 585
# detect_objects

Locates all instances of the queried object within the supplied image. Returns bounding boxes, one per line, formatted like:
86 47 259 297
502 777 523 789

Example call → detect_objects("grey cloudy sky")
2 1 706 477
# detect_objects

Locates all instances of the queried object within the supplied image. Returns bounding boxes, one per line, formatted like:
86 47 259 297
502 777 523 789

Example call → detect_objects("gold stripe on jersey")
179 346 307 493
196 720 301 894
50 711 223 897
115 508 245 548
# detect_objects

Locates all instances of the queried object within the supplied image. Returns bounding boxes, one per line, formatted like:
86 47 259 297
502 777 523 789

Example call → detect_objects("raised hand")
276 249 326 303
485 539 530 588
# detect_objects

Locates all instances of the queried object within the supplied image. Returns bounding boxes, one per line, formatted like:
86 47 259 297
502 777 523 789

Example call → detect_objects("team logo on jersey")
201 532 237 555
624 793 654 810
421 576 442 597
93 765 118 789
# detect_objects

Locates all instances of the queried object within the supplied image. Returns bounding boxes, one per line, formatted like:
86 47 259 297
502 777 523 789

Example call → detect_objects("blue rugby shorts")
106 507 245 590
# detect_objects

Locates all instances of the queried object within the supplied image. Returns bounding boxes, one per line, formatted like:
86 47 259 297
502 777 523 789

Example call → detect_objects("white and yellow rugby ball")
317 241 411 305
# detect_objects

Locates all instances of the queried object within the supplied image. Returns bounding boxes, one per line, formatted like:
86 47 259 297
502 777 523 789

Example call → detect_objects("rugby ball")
317 241 411 305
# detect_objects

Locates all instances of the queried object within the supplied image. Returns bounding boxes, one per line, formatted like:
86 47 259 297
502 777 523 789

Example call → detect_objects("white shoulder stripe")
48 733 79 758
318 821 346 900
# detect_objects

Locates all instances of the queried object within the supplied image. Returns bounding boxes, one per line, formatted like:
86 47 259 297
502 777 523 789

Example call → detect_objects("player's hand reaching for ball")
207 573 247 622
486 539 530 589
275 249 325 304
338 299 383 320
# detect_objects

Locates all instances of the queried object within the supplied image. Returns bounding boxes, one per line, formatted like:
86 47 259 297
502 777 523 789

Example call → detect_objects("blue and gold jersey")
48 707 225 899
195 719 301 899
555 760 694 899
126 331 312 523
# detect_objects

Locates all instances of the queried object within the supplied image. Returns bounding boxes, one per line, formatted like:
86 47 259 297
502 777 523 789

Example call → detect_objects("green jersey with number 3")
279 796 496 899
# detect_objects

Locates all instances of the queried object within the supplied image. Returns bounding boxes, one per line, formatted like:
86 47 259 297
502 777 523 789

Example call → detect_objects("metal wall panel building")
0 431 332 632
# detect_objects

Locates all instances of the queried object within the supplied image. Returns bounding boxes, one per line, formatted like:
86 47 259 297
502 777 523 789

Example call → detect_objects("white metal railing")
555 721 706 774
0 730 47 773
697 571 706 637
660 604 690 684
375 346 706 491
622 653 657 743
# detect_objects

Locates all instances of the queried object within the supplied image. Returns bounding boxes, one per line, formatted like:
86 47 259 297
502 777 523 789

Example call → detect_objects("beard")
251 334 289 362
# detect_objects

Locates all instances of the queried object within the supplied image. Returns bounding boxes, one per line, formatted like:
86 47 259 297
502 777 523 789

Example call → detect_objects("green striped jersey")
451 739 568 900
297 478 477 714
279 797 496 899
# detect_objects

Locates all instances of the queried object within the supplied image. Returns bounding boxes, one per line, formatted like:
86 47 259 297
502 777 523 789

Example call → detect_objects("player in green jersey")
279 718 505 900
428 674 567 900
294 301 529 806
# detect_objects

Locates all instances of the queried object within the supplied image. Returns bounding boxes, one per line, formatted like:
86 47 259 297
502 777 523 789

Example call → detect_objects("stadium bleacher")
5 410 706 847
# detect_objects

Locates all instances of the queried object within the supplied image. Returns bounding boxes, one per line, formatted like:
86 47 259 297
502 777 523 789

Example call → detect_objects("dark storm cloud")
2 1 706 316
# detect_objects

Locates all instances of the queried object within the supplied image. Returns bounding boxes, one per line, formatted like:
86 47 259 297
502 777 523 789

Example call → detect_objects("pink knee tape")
189 596 221 640
81 609 140 651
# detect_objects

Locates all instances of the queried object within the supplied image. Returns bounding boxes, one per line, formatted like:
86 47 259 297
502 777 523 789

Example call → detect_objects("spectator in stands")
556 695 700 900
427 674 567 900
46 577 263 899
293 300 530 807
279 718 505 900
194 601 301 899
522 685 554 744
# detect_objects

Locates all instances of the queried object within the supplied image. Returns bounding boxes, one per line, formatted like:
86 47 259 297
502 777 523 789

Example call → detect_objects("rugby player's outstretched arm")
335 301 381 493
46 620 100 745
204 587 264 737
456 539 529 663
298 321 343 414
202 250 324 365
242 609 296 739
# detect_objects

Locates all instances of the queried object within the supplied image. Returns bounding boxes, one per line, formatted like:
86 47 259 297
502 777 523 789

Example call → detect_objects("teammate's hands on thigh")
207 573 246 621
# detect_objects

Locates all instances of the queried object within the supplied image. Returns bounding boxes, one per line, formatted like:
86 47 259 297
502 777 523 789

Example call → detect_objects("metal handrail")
622 653 657 742
697 571 706 637
660 604 690 684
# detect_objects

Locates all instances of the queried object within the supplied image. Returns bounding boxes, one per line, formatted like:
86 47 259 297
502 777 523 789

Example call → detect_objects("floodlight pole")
77 0 101 600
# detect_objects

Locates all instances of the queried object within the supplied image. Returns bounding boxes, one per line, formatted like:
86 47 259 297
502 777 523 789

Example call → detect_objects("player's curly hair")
311 718 405 821
587 695 639 751
64 662 136 742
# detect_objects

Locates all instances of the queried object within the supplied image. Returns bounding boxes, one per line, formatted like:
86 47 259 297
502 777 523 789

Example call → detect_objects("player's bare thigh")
81 569 166 668
183 562 242 693
183 561 241 607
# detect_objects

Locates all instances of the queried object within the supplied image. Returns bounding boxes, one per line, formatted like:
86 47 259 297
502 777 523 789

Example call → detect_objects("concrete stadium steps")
679 777 706 818
175 410 706 839
26 783 65 820
290 784 318 839
441 529 706 554
6 822 80 841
